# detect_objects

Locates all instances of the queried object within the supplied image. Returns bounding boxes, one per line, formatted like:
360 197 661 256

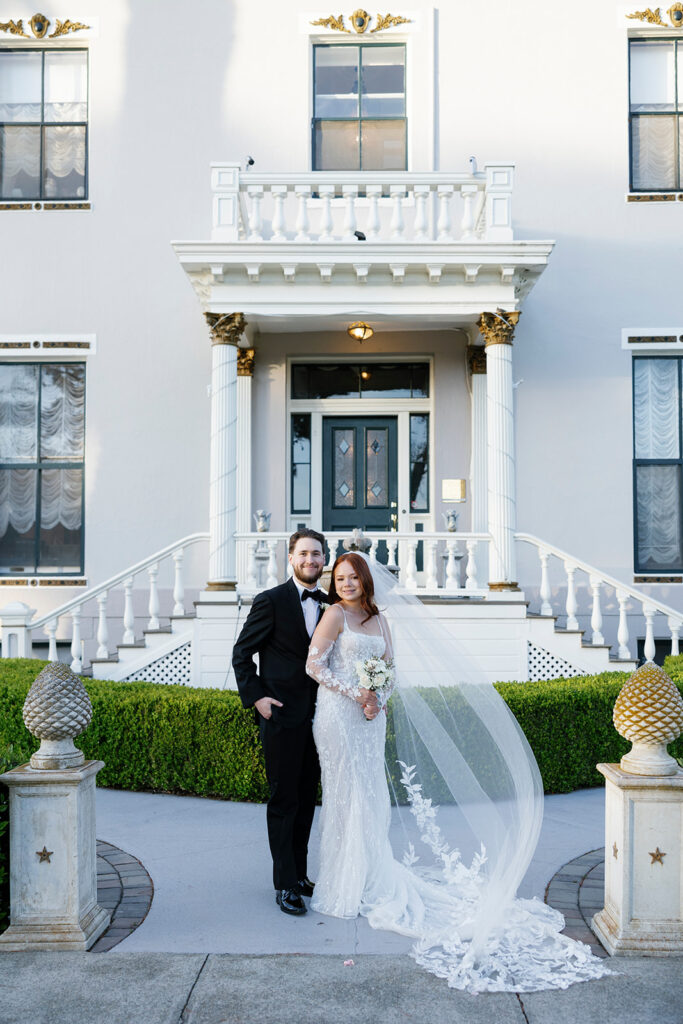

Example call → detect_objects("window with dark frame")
629 37 682 191
313 43 406 171
633 356 683 572
0 48 88 200
291 413 312 514
0 362 85 575
291 362 429 400
409 413 429 512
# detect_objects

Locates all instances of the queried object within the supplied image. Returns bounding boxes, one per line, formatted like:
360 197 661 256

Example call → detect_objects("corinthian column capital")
467 345 487 375
205 312 248 346
237 348 255 377
477 310 520 348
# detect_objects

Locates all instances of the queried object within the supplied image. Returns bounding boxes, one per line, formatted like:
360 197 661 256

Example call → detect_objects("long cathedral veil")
357 553 610 991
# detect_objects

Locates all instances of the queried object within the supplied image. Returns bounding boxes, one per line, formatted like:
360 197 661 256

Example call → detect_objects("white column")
468 346 487 534
205 313 244 591
236 346 254 589
479 311 520 591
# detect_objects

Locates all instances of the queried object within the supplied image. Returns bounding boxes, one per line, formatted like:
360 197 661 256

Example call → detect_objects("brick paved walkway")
545 847 608 958
90 840 154 952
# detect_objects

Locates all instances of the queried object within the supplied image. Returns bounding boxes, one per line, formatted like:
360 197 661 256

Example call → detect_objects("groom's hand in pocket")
255 696 284 720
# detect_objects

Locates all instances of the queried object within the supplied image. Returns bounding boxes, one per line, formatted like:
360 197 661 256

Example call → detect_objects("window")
629 38 682 190
313 44 406 170
0 363 85 574
291 362 428 399
0 49 88 200
633 357 683 571
409 413 429 511
291 413 311 514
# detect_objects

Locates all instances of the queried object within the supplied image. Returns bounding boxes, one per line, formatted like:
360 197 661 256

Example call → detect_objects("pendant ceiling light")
347 321 374 343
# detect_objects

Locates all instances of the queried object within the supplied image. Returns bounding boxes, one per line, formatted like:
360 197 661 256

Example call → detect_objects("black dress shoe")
276 888 307 915
296 876 315 898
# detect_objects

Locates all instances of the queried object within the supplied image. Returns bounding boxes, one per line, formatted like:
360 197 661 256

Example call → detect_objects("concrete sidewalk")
1 788 682 1024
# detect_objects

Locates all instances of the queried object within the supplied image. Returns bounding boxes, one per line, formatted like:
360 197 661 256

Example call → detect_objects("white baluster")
668 616 681 656
617 590 630 660
247 541 258 589
390 186 406 239
424 540 438 590
460 184 478 240
342 185 358 240
643 603 656 662
437 185 454 241
387 538 398 569
446 539 460 591
147 562 160 630
465 540 479 590
405 541 418 590
247 185 263 240
366 185 381 240
96 591 109 659
266 540 279 588
294 184 311 241
318 184 334 241
413 185 429 241
172 548 185 616
563 561 578 630
369 539 378 562
70 608 82 673
271 185 287 241
589 575 604 646
539 549 552 616
123 576 135 644
326 538 340 568
45 618 58 662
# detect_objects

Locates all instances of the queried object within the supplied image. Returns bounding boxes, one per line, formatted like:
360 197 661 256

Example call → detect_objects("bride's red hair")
328 552 379 624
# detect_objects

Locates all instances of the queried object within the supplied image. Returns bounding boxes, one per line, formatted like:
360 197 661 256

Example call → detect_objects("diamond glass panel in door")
365 428 388 507
334 428 355 507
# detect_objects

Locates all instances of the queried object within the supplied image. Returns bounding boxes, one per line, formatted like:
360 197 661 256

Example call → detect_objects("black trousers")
259 715 320 891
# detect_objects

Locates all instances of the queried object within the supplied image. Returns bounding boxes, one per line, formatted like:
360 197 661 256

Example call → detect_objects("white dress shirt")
293 578 323 637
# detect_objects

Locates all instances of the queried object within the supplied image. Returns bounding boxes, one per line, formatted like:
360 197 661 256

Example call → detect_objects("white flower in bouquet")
355 656 395 694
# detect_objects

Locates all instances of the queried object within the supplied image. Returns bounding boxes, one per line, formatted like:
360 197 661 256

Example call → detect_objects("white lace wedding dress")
307 614 613 994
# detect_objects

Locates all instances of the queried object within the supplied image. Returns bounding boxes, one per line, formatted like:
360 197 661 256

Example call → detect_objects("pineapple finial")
23 662 92 770
613 661 683 776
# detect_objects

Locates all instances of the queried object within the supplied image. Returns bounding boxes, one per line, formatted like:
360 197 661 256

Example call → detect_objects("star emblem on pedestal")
36 846 53 863
649 847 666 865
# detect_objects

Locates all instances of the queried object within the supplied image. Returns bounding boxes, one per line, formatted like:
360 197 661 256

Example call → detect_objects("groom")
232 528 326 916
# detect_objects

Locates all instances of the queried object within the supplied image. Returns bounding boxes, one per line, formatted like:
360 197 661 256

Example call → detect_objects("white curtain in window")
0 365 38 461
0 125 40 181
631 117 676 190
637 464 682 567
0 469 36 536
40 365 85 459
634 358 679 458
41 468 82 531
45 126 85 178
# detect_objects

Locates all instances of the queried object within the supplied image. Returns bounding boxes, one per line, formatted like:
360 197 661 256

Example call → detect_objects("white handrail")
31 532 210 630
516 532 683 624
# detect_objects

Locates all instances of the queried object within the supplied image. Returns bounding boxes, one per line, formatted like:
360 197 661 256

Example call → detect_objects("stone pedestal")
0 760 110 951
592 763 683 956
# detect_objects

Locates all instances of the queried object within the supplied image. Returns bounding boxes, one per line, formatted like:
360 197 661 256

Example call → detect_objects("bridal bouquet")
356 656 395 709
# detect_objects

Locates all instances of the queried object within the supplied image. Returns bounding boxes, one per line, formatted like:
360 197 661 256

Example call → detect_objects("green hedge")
1 659 682 808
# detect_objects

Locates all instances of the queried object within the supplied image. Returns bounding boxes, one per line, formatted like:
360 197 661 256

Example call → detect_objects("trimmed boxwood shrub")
1 659 682 806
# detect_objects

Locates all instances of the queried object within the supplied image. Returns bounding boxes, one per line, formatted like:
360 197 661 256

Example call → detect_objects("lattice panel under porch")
527 643 582 682
122 642 191 684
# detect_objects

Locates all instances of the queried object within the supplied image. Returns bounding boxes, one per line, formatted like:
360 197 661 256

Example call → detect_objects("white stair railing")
0 533 209 671
517 533 683 663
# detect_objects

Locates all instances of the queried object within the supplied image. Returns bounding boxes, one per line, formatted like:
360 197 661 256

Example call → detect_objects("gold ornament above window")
311 10 411 34
627 5 683 27
0 12 90 39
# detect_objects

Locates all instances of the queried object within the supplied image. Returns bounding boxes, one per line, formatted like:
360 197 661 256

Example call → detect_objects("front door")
322 417 398 544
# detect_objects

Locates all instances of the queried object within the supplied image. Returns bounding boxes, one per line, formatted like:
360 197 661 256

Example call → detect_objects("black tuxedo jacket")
232 578 320 729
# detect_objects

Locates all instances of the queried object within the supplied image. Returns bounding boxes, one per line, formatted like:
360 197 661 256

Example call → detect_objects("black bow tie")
301 589 323 603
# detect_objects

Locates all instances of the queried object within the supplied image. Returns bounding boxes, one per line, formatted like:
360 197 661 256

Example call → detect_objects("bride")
306 550 612 994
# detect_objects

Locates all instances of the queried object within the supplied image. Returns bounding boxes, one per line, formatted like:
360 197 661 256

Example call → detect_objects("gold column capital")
237 347 255 376
205 312 248 346
477 310 520 347
467 345 487 374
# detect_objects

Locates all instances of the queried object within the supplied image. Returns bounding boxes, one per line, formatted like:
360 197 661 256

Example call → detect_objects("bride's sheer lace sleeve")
306 607 362 699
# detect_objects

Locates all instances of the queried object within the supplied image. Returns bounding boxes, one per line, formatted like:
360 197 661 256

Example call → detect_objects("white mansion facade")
1 1 682 684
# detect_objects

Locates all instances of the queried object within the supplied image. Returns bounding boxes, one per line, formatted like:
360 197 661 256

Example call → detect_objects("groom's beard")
292 565 324 586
